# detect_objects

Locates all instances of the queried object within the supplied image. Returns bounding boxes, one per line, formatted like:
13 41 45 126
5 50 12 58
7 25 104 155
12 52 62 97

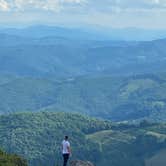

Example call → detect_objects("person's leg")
65 154 69 166
63 154 66 166
63 154 69 166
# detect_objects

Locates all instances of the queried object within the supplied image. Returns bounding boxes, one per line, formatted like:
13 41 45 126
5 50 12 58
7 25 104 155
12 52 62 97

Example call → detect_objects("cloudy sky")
0 0 166 28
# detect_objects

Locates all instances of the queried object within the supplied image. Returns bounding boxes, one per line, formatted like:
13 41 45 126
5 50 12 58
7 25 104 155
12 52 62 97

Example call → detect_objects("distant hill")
0 149 27 166
0 73 166 122
0 26 106 40
1 26 166 40
1 30 166 77
0 112 165 166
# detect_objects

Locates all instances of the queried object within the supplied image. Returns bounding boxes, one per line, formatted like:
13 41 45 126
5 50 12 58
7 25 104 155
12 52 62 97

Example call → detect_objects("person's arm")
67 143 71 154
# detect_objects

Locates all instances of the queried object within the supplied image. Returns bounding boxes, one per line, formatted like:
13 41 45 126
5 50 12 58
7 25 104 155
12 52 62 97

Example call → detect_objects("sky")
0 0 166 29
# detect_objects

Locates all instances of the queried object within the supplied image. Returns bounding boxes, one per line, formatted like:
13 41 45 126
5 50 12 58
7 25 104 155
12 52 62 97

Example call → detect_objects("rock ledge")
70 160 94 166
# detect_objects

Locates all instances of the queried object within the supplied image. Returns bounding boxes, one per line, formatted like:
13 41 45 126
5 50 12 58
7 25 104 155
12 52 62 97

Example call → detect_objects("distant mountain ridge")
1 25 166 40
0 25 106 40
1 31 166 77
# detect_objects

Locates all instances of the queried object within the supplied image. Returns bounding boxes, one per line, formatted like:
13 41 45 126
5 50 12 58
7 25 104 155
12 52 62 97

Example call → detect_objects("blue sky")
0 0 166 28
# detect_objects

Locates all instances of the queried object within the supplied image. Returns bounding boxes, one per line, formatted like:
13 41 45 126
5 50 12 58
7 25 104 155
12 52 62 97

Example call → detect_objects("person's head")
65 136 68 140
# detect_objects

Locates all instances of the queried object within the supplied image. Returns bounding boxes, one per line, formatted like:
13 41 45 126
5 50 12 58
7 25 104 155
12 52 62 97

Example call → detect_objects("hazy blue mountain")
1 26 166 122
97 27 166 41
1 25 166 166
1 26 166 40
0 25 107 40
1 31 166 77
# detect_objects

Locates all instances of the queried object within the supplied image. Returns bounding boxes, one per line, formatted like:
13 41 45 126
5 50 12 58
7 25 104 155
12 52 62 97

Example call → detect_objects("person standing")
62 136 71 166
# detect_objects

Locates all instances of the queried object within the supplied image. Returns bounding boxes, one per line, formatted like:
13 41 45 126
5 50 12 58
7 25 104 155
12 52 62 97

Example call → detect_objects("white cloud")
0 0 9 11
1 0 166 13
85 0 166 12
61 0 86 3
12 0 60 12
0 0 166 28
0 0 86 12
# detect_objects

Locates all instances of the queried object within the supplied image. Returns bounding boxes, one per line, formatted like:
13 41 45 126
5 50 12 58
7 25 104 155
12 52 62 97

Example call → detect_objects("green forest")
1 73 166 122
0 112 166 166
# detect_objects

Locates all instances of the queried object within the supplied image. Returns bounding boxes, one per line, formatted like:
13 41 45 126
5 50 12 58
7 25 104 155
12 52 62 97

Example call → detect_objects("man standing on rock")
62 136 71 166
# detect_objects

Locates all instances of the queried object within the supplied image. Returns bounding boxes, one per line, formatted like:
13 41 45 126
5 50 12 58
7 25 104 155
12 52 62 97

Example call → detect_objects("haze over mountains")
1 25 166 122
1 25 166 166
1 25 166 40
1 26 166 77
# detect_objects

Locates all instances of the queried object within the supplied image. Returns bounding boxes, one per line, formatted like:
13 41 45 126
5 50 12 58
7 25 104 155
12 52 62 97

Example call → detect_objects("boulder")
70 160 94 166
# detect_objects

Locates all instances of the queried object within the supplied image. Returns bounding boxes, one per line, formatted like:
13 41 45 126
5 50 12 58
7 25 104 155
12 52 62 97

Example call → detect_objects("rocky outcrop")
0 149 28 166
70 160 94 166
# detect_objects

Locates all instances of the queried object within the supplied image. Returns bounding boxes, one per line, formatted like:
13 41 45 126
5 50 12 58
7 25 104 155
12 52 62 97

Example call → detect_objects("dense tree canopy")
0 112 166 166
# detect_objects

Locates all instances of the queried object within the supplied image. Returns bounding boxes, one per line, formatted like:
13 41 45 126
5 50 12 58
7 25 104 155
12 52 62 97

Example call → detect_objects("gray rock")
70 160 94 166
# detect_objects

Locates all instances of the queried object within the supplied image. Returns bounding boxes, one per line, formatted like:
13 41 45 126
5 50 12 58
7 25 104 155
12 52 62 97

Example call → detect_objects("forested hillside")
0 112 165 166
1 73 166 122
0 112 111 166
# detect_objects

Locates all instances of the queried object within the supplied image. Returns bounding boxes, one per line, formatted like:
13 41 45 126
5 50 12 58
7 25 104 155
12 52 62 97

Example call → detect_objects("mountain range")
1 26 166 40
1 27 166 77
1 25 166 166
0 26 166 122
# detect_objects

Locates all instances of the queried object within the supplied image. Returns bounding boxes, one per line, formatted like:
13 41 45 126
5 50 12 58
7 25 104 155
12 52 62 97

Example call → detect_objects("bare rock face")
70 160 94 166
